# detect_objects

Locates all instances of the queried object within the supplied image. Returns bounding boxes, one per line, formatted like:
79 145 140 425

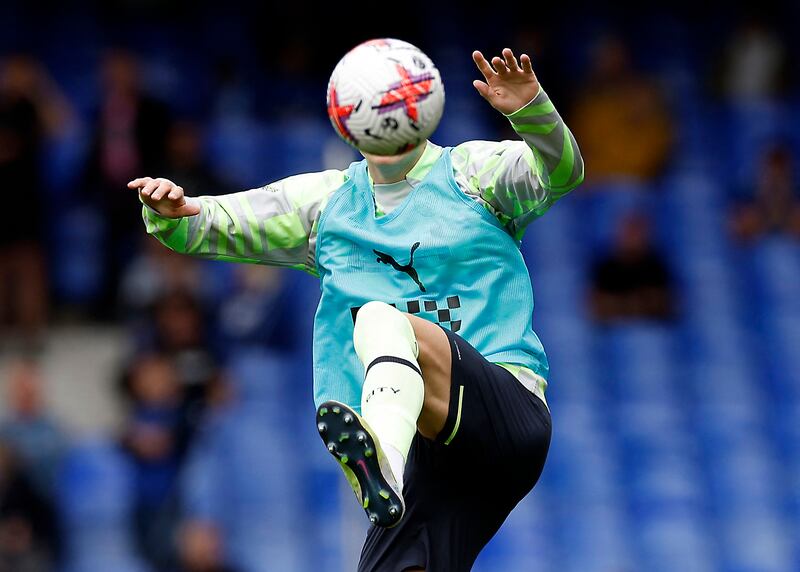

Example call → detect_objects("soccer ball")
326 38 445 156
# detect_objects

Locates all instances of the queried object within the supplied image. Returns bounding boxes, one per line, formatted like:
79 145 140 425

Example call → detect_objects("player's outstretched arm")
456 48 584 239
128 171 346 274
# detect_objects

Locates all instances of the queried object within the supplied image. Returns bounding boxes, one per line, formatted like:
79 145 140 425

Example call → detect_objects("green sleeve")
451 88 584 239
142 169 347 276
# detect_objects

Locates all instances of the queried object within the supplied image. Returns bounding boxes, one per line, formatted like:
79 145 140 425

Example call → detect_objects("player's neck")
364 142 427 184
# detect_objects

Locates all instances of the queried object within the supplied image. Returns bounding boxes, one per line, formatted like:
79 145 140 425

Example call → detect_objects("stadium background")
1 1 799 570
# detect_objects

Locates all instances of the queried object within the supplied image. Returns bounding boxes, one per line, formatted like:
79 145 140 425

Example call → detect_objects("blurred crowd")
0 3 798 571
0 47 301 566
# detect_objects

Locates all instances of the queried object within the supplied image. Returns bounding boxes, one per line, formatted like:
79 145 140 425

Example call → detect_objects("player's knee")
353 301 418 363
353 301 404 339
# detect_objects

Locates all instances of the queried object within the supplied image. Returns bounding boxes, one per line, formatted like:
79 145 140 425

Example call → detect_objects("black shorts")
358 328 552 572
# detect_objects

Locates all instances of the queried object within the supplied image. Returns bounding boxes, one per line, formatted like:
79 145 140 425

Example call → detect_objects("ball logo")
327 85 359 144
372 64 435 123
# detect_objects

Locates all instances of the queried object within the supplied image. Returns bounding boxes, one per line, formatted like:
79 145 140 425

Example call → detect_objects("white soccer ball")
326 38 445 156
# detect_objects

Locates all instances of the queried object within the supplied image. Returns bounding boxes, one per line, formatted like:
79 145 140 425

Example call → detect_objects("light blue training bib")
312 148 548 412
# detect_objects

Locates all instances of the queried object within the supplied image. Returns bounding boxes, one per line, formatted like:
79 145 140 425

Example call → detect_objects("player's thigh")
404 313 451 441
432 328 552 479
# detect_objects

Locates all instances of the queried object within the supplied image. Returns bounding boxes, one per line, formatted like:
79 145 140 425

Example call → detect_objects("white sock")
383 444 406 487
353 301 424 484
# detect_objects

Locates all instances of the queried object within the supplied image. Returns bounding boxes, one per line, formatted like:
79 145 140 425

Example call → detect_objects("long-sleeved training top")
143 87 583 399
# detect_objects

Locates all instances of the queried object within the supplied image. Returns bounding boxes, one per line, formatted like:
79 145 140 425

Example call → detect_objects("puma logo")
374 242 426 292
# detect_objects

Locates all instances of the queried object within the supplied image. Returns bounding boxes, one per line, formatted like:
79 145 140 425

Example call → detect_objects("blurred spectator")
589 213 675 322
0 441 59 572
150 290 222 413
718 18 791 102
729 143 800 241
571 35 674 184
162 121 224 198
217 266 297 353
120 355 188 571
0 359 65 499
83 50 172 313
179 521 237 572
179 352 302 571
119 239 209 319
0 55 71 345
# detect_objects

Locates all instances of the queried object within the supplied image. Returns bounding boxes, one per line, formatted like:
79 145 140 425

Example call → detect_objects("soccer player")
130 44 583 571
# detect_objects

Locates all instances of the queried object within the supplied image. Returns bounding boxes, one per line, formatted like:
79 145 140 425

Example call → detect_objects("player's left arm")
455 48 584 239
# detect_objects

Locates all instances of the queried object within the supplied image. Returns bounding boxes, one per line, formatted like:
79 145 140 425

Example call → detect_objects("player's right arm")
128 171 347 276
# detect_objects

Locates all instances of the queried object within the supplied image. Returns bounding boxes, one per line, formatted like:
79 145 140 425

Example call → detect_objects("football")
326 38 445 156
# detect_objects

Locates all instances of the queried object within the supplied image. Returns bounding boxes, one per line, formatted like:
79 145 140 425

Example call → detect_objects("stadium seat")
57 439 150 572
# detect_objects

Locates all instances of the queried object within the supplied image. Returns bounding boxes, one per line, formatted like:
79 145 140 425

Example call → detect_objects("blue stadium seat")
57 439 150 572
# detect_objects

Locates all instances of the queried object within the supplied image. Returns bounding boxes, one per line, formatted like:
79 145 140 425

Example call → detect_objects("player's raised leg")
316 301 452 527
402 312 452 441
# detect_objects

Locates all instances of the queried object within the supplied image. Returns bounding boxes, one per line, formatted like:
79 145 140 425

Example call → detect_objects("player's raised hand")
128 177 201 218
472 48 540 115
